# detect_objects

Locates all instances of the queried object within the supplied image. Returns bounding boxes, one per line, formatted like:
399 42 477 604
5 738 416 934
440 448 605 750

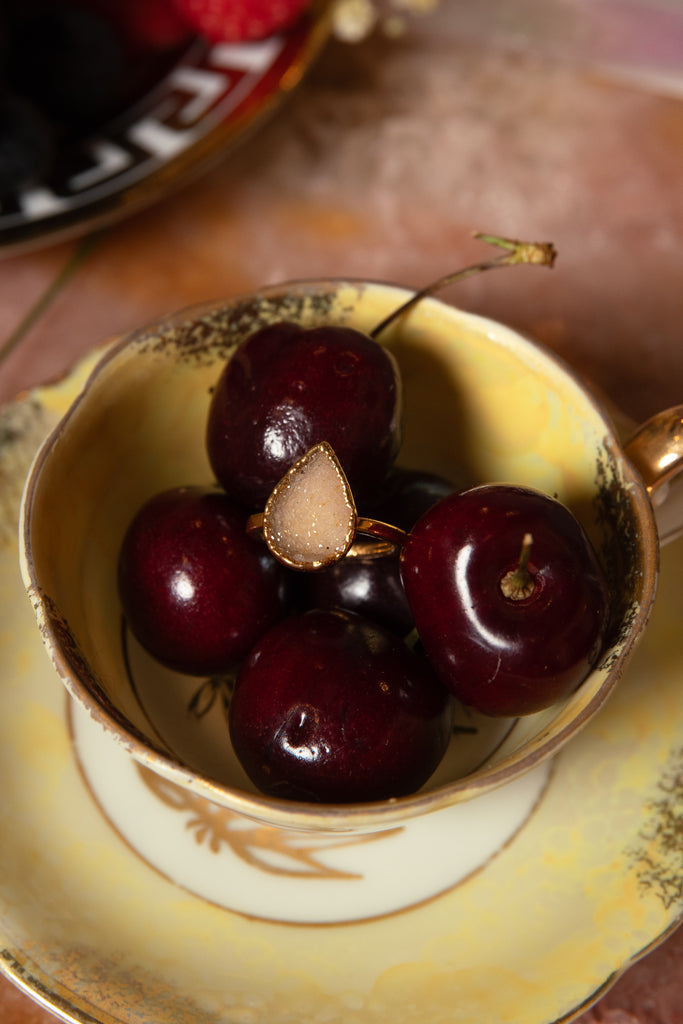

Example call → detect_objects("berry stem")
0 231 103 367
500 532 536 601
369 232 557 341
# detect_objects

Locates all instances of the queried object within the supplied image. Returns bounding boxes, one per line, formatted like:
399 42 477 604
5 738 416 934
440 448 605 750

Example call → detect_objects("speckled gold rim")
4 868 683 1023
19 279 661 835
548 908 683 1024
0 943 120 1024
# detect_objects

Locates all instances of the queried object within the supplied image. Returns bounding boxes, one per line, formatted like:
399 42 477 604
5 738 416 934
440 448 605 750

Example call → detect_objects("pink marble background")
2 1 683 1020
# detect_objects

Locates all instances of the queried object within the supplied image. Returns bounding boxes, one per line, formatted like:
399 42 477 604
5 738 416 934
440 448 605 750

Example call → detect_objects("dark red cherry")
364 465 462 530
304 468 457 636
229 609 455 803
206 321 402 510
118 486 290 675
304 545 413 636
401 485 610 717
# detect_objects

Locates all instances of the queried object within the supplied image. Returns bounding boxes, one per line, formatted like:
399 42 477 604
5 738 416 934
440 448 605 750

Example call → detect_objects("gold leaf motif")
137 764 402 880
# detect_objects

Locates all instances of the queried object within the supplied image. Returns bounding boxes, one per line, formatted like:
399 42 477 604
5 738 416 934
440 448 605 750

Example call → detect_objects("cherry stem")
369 232 557 341
500 532 536 601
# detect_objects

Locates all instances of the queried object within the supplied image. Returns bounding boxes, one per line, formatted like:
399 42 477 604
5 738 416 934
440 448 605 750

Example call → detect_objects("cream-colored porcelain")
21 280 676 844
4 378 683 1021
70 697 552 922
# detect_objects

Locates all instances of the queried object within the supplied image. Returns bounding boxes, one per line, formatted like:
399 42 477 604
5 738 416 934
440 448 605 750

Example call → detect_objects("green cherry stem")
0 231 103 367
369 232 557 341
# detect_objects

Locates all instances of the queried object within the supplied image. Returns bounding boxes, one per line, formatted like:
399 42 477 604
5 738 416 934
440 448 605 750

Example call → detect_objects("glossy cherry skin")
118 486 290 675
304 468 457 636
229 609 455 803
401 485 610 717
364 465 461 530
206 321 402 509
305 548 413 636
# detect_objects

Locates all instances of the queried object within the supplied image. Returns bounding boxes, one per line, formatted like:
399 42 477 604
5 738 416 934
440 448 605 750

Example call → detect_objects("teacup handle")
624 405 683 546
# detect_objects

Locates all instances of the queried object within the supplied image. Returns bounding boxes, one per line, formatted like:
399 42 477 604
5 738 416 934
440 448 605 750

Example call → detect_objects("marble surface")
2 1 683 1020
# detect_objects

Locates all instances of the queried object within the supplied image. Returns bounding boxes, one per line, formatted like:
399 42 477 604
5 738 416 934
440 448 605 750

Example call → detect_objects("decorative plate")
0 10 329 256
1 354 683 1024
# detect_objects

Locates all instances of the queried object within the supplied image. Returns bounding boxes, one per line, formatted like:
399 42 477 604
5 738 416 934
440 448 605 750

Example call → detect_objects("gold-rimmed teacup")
18 280 683 921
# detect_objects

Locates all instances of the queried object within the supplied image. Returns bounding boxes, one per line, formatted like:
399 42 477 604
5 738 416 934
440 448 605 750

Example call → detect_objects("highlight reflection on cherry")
118 486 290 676
229 609 455 803
303 467 457 636
401 484 610 717
206 321 403 510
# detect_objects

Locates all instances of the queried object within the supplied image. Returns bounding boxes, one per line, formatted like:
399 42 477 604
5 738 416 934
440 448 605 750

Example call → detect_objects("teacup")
19 280 683 922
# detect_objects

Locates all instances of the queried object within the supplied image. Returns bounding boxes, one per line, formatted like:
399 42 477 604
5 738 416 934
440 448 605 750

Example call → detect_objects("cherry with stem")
370 232 556 341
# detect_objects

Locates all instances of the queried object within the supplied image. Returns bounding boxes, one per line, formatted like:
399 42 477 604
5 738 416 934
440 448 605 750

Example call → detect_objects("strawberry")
172 0 312 43
120 0 194 49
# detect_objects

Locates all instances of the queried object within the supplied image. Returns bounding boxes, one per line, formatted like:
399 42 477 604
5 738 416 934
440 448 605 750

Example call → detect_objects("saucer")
2 354 683 1023
0 12 329 255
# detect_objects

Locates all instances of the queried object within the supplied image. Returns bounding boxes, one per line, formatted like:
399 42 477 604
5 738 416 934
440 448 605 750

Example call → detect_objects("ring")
245 441 408 571
246 511 407 567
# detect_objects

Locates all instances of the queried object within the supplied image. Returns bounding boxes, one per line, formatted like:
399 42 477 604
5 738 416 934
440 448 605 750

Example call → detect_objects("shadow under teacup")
19 280 683 922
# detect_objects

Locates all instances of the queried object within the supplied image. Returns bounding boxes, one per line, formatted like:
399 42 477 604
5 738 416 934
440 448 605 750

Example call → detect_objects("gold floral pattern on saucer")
2 355 683 1022
137 763 403 880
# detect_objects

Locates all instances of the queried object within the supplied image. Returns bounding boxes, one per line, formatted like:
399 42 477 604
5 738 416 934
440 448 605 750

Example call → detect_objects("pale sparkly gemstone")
265 444 355 569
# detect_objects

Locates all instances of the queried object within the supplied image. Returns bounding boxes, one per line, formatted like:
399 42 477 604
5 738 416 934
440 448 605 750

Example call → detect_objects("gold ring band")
246 513 407 552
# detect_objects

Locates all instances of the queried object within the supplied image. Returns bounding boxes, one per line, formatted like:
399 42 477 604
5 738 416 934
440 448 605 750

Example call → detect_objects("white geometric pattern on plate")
0 19 328 253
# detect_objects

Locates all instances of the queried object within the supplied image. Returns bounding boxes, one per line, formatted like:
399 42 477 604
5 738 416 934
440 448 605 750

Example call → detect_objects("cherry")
304 467 457 636
364 465 463 531
206 321 402 510
229 609 455 803
304 545 413 636
118 486 290 676
207 236 556 513
400 484 610 717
